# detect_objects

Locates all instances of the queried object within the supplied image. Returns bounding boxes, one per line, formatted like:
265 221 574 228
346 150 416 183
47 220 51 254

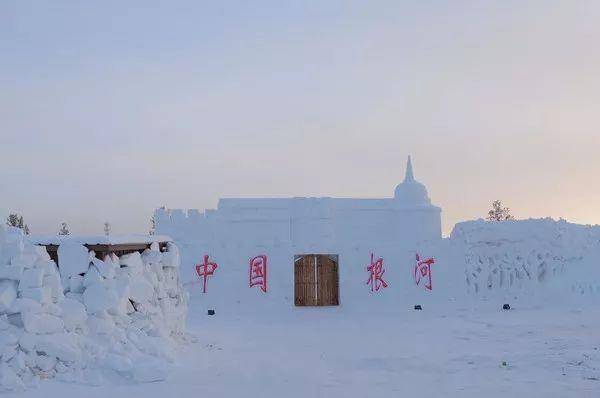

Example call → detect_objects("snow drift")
0 226 188 392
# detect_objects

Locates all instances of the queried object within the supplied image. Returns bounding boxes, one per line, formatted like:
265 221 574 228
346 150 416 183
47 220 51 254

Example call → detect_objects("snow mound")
0 226 188 392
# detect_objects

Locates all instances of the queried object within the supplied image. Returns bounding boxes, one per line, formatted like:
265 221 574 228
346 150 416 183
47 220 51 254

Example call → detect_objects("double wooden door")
294 254 339 306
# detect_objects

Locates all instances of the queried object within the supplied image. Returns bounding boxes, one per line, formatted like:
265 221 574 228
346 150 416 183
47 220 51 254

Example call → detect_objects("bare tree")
487 200 514 221
6 213 30 235
58 222 70 236
104 221 111 236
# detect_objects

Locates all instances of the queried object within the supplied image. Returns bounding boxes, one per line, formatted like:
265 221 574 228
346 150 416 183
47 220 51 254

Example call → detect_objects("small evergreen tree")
6 213 30 235
6 214 20 228
58 222 70 236
487 200 514 221
104 221 111 236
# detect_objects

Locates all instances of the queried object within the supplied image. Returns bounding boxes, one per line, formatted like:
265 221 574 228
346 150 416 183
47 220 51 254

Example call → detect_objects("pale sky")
1 1 599 236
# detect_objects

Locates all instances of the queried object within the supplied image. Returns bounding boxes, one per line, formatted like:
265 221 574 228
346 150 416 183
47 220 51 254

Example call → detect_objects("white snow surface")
0 226 188 392
7 294 600 398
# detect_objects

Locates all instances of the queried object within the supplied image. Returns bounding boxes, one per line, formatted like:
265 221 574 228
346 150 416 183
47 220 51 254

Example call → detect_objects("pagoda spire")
404 155 415 182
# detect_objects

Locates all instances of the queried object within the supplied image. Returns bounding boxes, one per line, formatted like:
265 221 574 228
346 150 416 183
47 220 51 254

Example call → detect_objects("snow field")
9 294 600 398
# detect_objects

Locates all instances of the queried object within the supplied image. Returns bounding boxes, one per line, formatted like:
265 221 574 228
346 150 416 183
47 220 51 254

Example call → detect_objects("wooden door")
317 255 339 306
294 255 317 306
294 254 339 306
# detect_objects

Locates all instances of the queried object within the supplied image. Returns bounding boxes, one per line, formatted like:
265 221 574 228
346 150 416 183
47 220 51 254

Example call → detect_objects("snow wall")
155 193 447 316
450 218 600 302
156 212 600 314
0 227 188 392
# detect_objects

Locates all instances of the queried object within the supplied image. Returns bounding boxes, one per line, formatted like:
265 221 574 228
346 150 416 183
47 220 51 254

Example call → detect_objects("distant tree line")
5 214 106 236
6 202 515 239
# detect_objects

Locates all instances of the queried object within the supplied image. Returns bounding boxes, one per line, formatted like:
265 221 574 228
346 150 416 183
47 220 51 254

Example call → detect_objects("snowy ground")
8 295 600 398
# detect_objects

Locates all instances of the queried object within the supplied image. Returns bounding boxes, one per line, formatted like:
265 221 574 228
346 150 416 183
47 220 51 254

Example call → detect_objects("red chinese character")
414 253 435 291
249 255 268 293
366 253 388 292
196 255 218 293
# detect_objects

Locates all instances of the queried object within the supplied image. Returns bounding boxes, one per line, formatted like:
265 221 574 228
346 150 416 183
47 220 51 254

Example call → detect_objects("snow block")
120 252 144 273
87 314 115 335
68 275 84 294
21 312 64 334
2 344 18 362
83 265 104 287
0 363 24 391
129 279 155 303
18 333 36 353
142 248 161 266
43 272 63 302
59 298 87 330
18 268 44 290
35 355 57 372
0 281 17 313
35 333 81 362
19 286 51 304
93 257 116 279
57 241 90 278
0 266 23 281
83 283 119 314
36 259 58 277
9 298 42 315
161 243 180 268
44 302 62 316
133 362 167 383
0 332 18 349
101 353 132 373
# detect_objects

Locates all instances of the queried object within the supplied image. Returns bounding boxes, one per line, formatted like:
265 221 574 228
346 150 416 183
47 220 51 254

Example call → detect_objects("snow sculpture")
450 218 600 296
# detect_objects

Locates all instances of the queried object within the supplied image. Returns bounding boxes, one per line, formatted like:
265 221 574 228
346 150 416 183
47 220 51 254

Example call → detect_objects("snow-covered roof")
30 234 173 246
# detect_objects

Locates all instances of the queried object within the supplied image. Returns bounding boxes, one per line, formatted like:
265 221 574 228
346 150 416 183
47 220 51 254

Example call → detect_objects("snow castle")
155 156 442 249
154 157 447 310
153 158 600 309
